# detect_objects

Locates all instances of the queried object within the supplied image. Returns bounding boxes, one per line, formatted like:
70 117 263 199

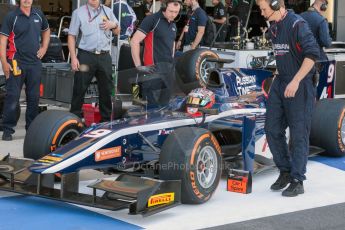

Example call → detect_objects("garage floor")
1 106 345 230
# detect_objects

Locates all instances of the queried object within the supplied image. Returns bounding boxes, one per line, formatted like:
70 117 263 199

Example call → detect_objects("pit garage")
1 0 345 229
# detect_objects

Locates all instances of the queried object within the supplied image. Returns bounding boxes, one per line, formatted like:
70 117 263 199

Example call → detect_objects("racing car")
0 49 344 216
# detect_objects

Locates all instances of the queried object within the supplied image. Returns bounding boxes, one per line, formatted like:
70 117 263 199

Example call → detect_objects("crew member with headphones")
130 0 181 106
256 0 320 197
300 0 332 61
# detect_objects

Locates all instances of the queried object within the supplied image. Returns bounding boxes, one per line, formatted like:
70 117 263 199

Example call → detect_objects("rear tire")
175 48 220 94
159 127 222 204
310 99 345 157
23 110 84 160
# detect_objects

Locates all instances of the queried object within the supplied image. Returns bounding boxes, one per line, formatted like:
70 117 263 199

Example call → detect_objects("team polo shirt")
0 7 49 65
138 11 177 66
213 2 226 29
184 7 208 46
269 11 319 81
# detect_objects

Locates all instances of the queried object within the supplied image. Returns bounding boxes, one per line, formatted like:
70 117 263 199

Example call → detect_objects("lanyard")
86 4 102 23
186 10 195 26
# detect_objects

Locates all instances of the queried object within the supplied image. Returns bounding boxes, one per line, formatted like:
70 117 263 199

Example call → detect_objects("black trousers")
2 62 41 133
140 63 174 108
70 50 113 121
264 77 315 181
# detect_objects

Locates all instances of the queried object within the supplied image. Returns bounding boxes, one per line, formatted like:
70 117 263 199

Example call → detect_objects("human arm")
103 10 120 35
191 26 205 49
213 17 226 24
176 29 185 50
68 10 81 71
0 14 13 79
37 28 50 59
0 35 12 79
284 21 320 98
37 11 50 59
130 30 146 67
318 19 332 48
191 9 207 49
284 58 315 98
68 34 79 71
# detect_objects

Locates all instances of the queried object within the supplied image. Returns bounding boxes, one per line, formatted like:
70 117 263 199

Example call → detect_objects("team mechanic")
256 0 320 197
68 0 120 121
0 0 50 141
130 0 181 106
300 0 332 61
176 0 208 51
212 0 227 42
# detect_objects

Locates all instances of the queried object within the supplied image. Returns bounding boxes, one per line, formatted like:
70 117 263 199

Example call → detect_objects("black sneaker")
2 132 12 141
282 179 304 197
270 172 292 191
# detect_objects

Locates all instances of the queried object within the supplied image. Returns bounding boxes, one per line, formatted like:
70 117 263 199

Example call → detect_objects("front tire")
23 110 84 160
159 127 222 204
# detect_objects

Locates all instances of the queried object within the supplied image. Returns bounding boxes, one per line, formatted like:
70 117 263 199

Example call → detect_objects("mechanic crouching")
256 0 320 197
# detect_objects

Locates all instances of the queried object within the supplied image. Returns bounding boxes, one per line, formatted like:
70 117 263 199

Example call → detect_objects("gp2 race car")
0 48 344 216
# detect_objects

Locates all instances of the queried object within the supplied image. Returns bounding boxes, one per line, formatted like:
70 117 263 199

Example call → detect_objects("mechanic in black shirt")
256 0 320 197
212 0 227 42
300 0 332 61
0 0 50 141
130 0 181 106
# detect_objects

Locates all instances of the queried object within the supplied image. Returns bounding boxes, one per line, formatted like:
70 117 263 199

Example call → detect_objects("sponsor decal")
94 146 122 162
38 156 62 164
158 129 174 135
190 171 203 199
235 75 257 96
147 193 175 207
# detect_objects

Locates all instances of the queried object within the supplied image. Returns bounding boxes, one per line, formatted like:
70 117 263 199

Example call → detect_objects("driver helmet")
186 88 215 117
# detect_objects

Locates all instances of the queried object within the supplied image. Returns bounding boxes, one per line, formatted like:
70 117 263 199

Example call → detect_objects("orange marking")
190 133 209 165
52 120 79 146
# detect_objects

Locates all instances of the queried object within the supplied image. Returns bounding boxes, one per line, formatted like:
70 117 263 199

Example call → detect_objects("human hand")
284 79 300 98
1 61 13 79
71 57 80 71
136 65 156 74
37 46 47 59
176 40 182 50
100 19 118 31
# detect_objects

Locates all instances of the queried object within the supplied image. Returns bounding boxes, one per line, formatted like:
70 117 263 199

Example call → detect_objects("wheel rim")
341 116 345 146
196 145 218 189
57 129 80 147
199 58 215 85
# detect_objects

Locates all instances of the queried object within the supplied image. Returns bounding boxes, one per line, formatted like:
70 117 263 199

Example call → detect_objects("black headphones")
269 0 281 11
320 0 328 11
161 0 183 12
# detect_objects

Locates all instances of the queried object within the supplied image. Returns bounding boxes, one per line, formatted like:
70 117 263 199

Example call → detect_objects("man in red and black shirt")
0 0 50 141
130 0 181 106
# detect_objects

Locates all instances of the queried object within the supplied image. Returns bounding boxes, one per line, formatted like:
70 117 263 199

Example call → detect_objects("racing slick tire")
23 110 84 160
175 48 220 94
159 127 222 204
310 99 345 157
